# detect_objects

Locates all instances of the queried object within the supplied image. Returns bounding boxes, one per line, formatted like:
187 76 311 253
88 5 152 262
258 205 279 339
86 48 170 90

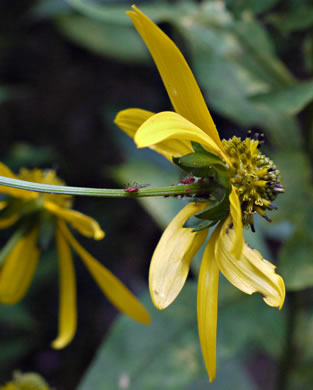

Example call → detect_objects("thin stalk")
0 176 210 198
276 291 298 390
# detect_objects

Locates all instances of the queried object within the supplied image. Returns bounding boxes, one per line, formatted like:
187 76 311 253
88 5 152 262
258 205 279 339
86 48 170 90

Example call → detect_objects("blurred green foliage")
1 0 313 389
78 281 286 390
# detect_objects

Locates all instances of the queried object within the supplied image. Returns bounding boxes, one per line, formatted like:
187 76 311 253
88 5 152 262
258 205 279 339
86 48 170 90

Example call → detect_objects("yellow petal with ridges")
52 225 77 349
149 203 208 310
215 217 285 308
44 201 104 240
127 6 225 152
229 187 244 259
0 228 39 304
197 228 220 382
59 221 151 324
134 111 230 164
115 108 193 161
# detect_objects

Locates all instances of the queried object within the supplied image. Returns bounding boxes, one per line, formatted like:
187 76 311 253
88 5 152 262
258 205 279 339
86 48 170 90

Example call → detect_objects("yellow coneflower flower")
115 6 285 381
0 165 150 349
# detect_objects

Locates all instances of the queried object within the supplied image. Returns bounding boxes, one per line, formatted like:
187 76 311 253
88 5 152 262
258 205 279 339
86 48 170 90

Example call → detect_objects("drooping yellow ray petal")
229 187 243 259
127 6 225 152
44 201 105 240
52 226 77 349
58 221 151 324
0 214 19 229
135 111 231 164
149 203 208 310
114 108 193 161
0 162 37 200
197 228 220 382
0 229 39 304
215 217 285 308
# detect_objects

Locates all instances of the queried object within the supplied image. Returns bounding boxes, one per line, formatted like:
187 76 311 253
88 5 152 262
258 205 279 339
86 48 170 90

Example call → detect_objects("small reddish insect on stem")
179 177 195 185
124 186 139 193
124 182 149 193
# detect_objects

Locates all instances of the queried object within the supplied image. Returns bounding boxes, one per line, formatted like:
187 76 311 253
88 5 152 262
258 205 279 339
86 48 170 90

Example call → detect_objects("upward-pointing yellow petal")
134 111 228 163
127 6 225 152
114 108 154 139
115 108 193 162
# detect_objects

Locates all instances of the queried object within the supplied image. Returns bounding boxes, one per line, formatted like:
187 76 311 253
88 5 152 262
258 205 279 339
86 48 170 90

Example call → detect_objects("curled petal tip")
94 229 105 240
51 339 67 350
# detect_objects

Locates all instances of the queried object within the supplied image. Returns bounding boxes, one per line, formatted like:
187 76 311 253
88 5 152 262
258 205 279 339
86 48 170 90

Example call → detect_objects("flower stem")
0 176 210 198
276 291 299 390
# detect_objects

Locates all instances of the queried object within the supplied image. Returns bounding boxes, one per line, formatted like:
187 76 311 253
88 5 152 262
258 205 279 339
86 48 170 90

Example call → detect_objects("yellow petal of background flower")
0 214 19 229
52 226 77 349
215 217 285 308
0 162 36 200
44 201 104 240
197 228 220 383
135 111 227 162
229 187 244 259
59 221 151 324
0 201 8 210
0 162 17 179
115 108 193 161
149 203 208 310
127 6 225 152
0 229 39 304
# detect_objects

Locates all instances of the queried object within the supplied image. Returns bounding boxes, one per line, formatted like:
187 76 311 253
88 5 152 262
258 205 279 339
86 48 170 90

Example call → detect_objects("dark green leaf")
184 360 257 390
78 284 206 390
0 305 34 330
78 282 286 389
279 231 313 290
173 152 228 181
32 0 70 19
272 150 313 225
66 0 194 26
183 215 217 232
56 15 149 63
226 0 280 15
267 8 313 34
174 152 226 170
194 190 229 221
250 80 313 115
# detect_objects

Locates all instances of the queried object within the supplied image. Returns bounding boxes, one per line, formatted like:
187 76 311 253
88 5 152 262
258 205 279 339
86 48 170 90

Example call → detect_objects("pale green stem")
0 176 210 198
